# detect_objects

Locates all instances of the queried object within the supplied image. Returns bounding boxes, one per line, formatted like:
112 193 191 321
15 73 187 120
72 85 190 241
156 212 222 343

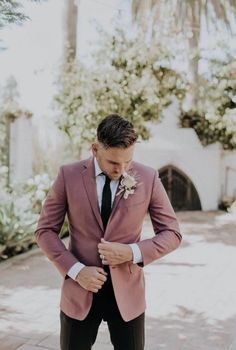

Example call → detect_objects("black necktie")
101 175 112 229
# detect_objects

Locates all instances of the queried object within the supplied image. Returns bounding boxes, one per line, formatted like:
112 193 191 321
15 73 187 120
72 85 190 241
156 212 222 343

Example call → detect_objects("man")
35 114 182 350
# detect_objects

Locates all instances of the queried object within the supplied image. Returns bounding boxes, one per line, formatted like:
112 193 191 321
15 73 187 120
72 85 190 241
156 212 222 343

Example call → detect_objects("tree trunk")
131 0 154 31
64 0 78 60
188 1 201 109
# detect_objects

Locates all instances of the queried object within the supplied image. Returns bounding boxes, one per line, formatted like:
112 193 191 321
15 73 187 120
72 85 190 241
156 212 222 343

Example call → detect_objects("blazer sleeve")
137 170 182 266
35 167 78 277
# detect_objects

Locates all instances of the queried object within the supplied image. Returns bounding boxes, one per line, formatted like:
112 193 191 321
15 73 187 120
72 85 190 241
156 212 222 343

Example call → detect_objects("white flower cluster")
0 186 38 258
23 173 53 213
55 28 187 153
182 52 236 150
0 166 8 189
0 172 52 259
203 59 236 148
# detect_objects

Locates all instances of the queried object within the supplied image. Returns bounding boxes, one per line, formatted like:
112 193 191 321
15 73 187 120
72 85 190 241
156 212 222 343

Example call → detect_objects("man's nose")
119 164 126 174
114 164 125 174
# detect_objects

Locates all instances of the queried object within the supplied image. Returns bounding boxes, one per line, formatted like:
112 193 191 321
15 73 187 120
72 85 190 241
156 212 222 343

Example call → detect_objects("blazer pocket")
124 198 146 208
128 262 143 274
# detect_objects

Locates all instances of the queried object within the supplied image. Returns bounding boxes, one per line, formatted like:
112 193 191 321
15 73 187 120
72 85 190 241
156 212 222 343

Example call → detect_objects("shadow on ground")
145 309 236 350
177 211 236 246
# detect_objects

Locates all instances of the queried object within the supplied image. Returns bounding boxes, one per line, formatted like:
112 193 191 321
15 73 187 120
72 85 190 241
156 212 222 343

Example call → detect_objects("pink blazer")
35 157 182 321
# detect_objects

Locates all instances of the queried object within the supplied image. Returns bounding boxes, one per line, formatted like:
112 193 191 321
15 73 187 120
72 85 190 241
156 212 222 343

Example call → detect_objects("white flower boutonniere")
116 172 138 199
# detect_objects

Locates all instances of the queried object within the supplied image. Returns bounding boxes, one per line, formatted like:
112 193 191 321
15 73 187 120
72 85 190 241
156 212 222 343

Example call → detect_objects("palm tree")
131 0 236 107
0 0 44 29
0 0 46 50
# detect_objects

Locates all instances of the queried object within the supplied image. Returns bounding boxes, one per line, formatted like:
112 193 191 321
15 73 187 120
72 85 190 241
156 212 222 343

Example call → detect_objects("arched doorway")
159 165 201 211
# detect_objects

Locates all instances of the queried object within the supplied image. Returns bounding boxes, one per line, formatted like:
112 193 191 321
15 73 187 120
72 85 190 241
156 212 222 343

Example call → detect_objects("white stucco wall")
134 100 222 211
220 151 236 199
134 142 221 211
9 116 33 184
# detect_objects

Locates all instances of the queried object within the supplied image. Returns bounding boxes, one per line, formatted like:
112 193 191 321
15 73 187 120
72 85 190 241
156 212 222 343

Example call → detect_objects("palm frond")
0 0 46 29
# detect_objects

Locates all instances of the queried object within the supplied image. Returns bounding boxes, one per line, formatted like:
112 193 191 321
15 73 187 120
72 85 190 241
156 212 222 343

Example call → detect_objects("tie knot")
101 173 111 184
105 175 111 184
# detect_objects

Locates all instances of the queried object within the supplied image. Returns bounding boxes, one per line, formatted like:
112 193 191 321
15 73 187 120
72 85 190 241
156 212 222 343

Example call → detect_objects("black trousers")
60 271 145 350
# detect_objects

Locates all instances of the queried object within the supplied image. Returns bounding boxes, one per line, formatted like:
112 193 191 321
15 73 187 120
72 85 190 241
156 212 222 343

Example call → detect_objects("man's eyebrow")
107 160 120 165
107 159 132 165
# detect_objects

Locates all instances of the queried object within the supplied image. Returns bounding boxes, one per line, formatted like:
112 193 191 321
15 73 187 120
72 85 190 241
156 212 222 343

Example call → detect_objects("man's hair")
97 114 138 148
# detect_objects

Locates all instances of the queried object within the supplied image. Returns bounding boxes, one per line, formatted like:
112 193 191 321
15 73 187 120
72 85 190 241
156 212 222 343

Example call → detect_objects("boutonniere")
116 172 138 199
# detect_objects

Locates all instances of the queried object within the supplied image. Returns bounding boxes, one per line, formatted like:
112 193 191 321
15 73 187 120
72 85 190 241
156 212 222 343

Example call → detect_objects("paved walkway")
0 211 236 350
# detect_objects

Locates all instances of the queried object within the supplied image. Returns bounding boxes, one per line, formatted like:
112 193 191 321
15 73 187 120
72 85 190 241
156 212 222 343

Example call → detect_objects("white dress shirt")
67 158 143 280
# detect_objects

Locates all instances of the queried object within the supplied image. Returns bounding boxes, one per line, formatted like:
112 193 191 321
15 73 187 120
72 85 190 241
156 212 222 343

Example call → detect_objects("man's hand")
98 238 133 266
75 266 107 293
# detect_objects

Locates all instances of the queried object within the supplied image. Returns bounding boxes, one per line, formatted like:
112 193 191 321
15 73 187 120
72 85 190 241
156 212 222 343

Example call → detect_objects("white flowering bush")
0 165 8 189
180 109 236 149
0 112 8 184
228 200 236 214
22 173 53 214
0 188 38 259
55 29 187 152
202 59 236 116
0 172 69 260
0 174 49 260
180 57 236 150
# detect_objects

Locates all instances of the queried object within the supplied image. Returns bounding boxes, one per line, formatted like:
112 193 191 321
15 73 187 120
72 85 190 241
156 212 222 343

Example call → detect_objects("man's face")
92 142 135 180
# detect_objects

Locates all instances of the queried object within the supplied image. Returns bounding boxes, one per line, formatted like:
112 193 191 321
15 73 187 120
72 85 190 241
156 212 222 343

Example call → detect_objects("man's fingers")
98 247 112 255
98 244 109 252
91 286 101 293
96 267 108 275
96 273 107 282
98 241 113 251
99 253 112 260
101 238 110 244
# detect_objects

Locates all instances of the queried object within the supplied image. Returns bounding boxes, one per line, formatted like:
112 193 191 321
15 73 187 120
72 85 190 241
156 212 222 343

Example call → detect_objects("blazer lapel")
108 162 135 223
110 186 123 218
82 158 104 231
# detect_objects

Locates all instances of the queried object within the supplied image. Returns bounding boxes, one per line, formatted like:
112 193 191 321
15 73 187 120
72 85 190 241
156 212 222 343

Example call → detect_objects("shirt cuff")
67 262 85 280
129 243 143 264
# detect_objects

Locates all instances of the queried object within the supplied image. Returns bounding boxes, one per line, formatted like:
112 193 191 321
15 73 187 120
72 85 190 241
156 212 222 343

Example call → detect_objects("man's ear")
91 143 98 156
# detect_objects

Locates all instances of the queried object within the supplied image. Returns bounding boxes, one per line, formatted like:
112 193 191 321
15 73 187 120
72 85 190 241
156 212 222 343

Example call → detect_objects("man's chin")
111 174 121 180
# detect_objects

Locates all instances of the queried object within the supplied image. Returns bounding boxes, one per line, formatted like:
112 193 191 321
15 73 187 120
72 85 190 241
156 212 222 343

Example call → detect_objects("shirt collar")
93 157 125 182
94 157 103 177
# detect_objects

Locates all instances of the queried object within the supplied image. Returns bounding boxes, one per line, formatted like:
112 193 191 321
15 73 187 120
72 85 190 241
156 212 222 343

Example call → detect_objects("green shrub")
0 173 69 261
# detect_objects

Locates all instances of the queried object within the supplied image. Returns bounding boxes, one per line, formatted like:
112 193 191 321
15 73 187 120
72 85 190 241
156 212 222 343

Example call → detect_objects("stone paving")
0 211 236 350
